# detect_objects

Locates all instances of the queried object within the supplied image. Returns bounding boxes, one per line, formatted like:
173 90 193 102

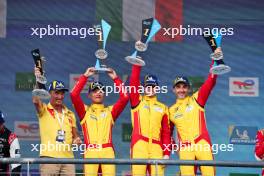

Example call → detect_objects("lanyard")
54 109 65 131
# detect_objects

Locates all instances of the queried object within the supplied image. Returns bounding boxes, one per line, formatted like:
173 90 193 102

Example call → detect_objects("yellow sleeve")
108 105 115 125
192 91 199 100
37 103 47 118
108 105 113 112
72 113 77 128
80 105 89 125
168 106 174 122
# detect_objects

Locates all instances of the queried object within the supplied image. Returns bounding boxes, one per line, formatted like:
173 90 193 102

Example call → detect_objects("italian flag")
0 0 6 38
96 0 183 42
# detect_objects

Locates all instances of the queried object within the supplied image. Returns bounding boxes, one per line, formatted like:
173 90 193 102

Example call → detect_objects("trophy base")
210 51 223 60
95 49 108 60
94 67 110 73
210 65 231 75
125 55 146 66
36 75 47 84
135 41 148 52
32 89 50 99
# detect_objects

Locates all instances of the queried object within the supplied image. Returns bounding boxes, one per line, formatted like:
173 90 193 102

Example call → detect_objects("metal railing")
0 158 263 176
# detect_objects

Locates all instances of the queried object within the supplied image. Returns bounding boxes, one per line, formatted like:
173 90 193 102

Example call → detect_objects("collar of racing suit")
142 95 157 102
90 103 105 109
47 103 70 113
176 95 190 105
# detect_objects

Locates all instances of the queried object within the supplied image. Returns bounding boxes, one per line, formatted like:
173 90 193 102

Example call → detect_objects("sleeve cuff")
81 74 88 80
113 76 122 84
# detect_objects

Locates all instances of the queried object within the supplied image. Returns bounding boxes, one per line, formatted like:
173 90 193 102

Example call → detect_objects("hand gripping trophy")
31 49 50 99
203 30 231 75
125 18 161 66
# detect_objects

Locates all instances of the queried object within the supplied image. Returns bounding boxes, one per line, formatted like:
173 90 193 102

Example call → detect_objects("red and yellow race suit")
70 75 129 176
129 65 171 176
169 73 217 176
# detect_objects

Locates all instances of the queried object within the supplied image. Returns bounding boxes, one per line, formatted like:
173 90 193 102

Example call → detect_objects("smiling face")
144 85 157 97
173 83 190 99
89 89 105 104
49 90 65 107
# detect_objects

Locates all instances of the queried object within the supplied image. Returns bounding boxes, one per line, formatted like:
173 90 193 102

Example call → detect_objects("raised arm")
107 68 129 121
129 65 141 108
32 67 44 114
196 61 217 107
70 67 95 121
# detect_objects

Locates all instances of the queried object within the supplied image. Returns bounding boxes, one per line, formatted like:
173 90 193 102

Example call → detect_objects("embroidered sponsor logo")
185 105 193 112
143 105 150 109
174 113 183 119
90 114 97 120
154 106 163 113
100 112 107 118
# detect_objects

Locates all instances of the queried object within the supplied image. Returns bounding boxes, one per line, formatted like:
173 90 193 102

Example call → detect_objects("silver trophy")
94 19 111 72
203 31 231 75
125 18 161 66
31 49 50 99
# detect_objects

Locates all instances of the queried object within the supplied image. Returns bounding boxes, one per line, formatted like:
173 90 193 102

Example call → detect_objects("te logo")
233 79 254 90
18 123 39 133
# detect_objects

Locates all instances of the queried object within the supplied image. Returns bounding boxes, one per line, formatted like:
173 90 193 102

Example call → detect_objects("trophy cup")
94 19 111 72
31 49 50 99
125 18 161 66
203 31 231 75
